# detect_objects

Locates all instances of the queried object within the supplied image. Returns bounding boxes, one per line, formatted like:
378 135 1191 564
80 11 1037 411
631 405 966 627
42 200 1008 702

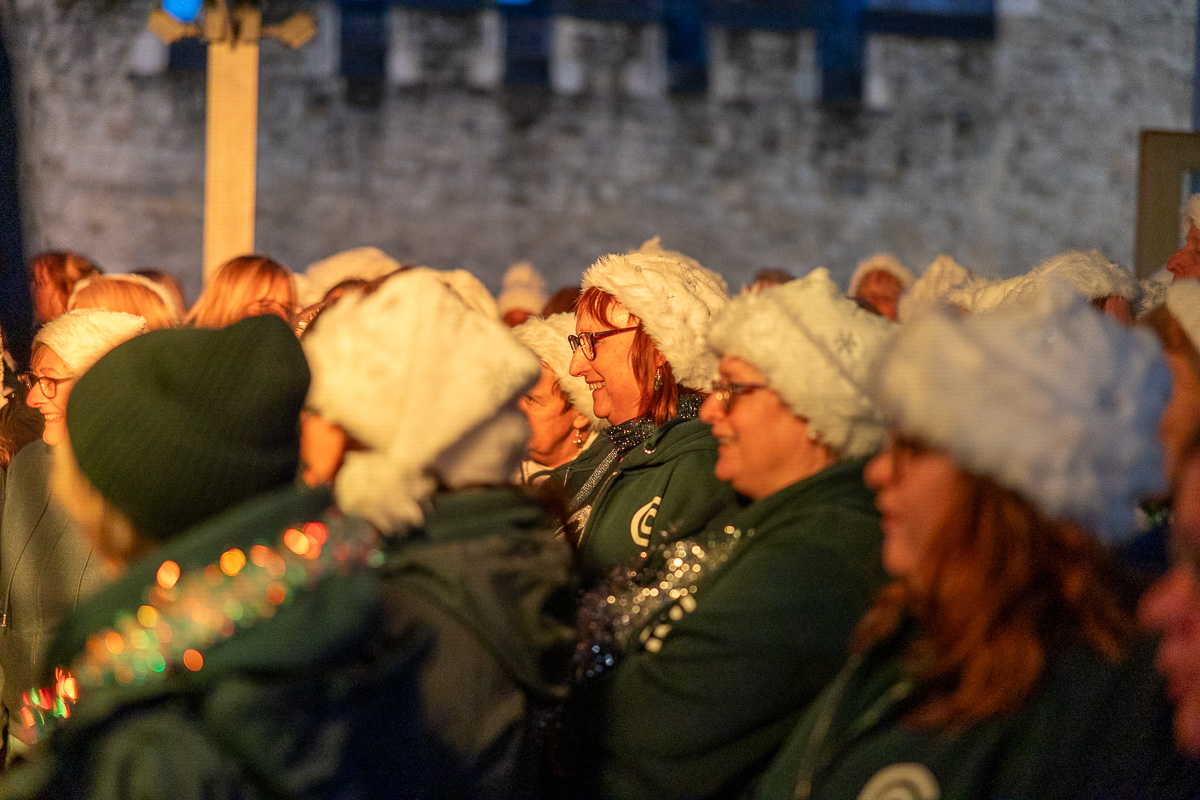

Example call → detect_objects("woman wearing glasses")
751 285 1198 799
568 269 893 800
555 241 738 583
512 313 608 481
0 309 145 756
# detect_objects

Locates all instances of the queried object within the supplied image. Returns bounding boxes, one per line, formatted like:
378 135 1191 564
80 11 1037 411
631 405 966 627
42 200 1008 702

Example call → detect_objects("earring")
654 366 663 392
573 429 586 449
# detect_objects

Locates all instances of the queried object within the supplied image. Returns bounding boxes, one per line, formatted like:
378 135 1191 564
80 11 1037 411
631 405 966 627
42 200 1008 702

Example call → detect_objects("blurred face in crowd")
517 365 588 469
299 409 348 487
502 309 533 328
569 301 643 426
25 348 74 446
700 356 833 501
1139 448 1200 756
1167 226 1200 282
854 270 904 322
1160 352 1200 486
865 431 972 579
1096 295 1134 327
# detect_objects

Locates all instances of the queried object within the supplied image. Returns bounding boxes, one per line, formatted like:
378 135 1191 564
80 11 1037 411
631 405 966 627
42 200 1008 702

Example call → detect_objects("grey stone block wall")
0 0 1192 304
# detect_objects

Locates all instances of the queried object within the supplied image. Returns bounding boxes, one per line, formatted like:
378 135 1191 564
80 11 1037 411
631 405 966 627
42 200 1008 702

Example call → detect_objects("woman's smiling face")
26 347 74 446
569 301 644 425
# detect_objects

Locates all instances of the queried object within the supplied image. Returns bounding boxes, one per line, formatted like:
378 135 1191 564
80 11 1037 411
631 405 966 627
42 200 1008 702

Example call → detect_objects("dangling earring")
573 429 586 449
654 366 663 393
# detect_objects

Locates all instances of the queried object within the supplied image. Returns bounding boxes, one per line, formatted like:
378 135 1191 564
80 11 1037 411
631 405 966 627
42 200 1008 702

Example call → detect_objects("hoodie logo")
856 763 940 800
630 496 662 547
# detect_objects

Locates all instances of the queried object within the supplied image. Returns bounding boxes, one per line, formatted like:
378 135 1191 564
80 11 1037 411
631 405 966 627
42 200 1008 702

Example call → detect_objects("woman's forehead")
33 347 68 374
576 298 633 331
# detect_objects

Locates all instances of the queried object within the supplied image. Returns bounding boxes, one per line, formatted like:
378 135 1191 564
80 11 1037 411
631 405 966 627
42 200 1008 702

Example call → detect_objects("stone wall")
1 0 1193 303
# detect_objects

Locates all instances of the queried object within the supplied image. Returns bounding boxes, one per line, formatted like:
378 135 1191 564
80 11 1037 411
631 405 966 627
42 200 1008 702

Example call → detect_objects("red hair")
30 251 99 322
853 473 1133 729
577 287 701 426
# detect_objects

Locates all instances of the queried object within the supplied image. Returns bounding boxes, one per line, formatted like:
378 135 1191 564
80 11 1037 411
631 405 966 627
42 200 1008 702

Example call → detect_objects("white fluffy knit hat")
873 280 1170 542
582 244 729 392
961 250 1139 315
1167 279 1200 350
899 254 988 322
296 247 406 307
1140 270 1172 316
302 269 539 530
847 253 915 297
498 262 547 316
707 268 894 458
34 309 148 376
512 313 608 431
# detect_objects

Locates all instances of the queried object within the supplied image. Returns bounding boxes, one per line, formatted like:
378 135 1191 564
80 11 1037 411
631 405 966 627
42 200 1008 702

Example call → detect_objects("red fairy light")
250 544 272 567
303 521 328 545
183 649 204 671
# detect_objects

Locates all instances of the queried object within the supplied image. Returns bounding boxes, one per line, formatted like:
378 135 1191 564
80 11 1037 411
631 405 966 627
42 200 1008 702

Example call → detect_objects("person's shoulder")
639 417 717 460
7 438 49 475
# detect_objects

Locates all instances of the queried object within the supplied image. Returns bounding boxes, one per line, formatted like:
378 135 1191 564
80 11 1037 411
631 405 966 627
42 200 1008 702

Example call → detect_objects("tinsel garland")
19 514 381 742
573 522 756 683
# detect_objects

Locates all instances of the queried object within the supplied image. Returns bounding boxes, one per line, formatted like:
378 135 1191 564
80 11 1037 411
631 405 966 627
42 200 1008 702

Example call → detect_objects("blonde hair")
68 275 179 330
52 443 151 571
133 269 188 320
186 255 297 329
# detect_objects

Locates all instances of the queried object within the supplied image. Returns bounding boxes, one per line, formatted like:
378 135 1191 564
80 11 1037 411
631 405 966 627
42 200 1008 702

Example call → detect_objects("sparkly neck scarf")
603 392 704 455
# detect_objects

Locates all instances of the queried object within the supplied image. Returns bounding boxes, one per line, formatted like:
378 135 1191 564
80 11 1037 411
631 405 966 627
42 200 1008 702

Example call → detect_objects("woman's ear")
571 412 589 432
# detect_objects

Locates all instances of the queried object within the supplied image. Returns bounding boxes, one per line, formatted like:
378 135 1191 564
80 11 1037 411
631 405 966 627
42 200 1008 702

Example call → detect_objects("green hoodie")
574 418 742 584
571 458 888 800
749 622 1200 800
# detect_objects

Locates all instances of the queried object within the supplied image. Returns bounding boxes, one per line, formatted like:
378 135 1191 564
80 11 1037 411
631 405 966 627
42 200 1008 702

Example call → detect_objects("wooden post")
203 26 259 282
148 3 314 285
204 5 260 281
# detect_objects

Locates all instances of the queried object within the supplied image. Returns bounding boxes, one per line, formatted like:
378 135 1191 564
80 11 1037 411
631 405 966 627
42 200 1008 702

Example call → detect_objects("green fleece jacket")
0 441 107 752
573 459 887 800
378 486 576 800
575 418 741 584
750 622 1200 800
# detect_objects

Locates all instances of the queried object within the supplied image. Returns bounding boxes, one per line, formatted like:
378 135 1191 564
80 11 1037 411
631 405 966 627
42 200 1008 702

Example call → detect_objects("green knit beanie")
66 315 310 541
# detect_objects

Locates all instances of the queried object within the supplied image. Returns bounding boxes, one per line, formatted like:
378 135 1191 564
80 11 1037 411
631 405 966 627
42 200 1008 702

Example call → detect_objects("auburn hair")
186 255 296 329
576 287 700 426
853 472 1134 729
30 251 99 322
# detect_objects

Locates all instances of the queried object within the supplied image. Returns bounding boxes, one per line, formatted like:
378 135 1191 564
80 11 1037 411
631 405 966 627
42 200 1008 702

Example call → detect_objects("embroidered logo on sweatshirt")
857 763 940 800
630 496 662 546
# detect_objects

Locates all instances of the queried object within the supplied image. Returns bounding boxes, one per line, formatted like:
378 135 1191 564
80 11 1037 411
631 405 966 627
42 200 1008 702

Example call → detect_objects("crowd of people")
0 207 1195 799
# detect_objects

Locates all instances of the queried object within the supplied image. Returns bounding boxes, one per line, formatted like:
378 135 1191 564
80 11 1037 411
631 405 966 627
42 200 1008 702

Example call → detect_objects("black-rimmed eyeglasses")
710 380 769 413
567 326 639 361
18 372 75 399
